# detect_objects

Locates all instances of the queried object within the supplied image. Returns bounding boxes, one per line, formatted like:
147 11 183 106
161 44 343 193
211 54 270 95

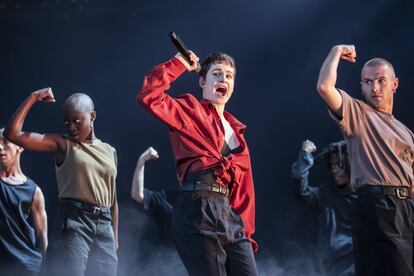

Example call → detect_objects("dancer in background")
5 88 118 276
131 146 173 243
0 127 47 276
291 139 356 276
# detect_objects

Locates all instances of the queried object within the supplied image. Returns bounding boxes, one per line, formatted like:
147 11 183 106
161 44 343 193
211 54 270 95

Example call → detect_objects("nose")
372 81 380 93
66 123 76 131
218 74 226 82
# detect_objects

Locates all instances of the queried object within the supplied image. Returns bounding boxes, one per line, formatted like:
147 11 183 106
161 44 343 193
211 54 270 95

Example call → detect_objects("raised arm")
317 45 356 117
4 88 64 153
131 147 159 204
31 186 48 256
137 52 199 130
291 140 320 208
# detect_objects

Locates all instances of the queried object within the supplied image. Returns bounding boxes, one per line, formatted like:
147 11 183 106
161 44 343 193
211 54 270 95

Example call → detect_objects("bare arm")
4 88 64 153
131 147 159 204
31 186 48 256
111 196 119 251
317 45 356 117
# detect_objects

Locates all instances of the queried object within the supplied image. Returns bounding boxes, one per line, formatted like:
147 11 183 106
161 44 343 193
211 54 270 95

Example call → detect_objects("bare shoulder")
32 186 46 209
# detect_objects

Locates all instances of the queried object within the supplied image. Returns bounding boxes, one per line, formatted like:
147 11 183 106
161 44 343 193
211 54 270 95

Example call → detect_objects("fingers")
139 146 159 161
148 147 159 159
339 45 356 63
33 87 55 103
175 51 200 72
302 140 317 153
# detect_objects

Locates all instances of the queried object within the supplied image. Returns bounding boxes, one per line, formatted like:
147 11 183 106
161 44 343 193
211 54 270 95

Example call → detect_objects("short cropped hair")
362 58 396 77
199 52 236 79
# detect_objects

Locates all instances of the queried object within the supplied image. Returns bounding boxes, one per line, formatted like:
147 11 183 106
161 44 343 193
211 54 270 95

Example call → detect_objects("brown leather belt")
181 181 230 196
357 185 411 199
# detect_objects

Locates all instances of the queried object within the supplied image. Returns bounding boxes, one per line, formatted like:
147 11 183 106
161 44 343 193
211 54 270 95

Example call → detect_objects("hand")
334 45 356 63
302 140 317 153
138 146 159 162
32 87 55 103
175 50 200 72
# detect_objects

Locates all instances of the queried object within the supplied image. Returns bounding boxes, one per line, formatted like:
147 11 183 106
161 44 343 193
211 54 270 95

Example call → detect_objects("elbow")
316 82 328 96
131 190 144 205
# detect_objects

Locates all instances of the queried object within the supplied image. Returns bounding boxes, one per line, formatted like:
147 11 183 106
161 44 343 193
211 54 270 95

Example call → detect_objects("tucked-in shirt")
55 138 117 207
138 57 257 251
0 178 42 272
330 90 414 189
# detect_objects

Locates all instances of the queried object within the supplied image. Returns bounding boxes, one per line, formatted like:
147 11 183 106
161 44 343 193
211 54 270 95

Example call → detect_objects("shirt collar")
200 99 247 133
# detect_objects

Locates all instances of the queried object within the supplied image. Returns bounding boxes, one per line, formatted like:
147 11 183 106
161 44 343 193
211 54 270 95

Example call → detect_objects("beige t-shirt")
330 90 414 189
55 138 117 207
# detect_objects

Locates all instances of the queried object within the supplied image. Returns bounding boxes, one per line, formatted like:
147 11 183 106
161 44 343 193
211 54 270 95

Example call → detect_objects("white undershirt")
221 117 240 150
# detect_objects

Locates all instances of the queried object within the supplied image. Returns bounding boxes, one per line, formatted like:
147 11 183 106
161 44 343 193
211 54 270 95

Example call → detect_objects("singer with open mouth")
138 50 258 275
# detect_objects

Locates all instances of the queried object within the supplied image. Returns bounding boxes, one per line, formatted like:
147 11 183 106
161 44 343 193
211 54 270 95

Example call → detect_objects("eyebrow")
212 69 234 75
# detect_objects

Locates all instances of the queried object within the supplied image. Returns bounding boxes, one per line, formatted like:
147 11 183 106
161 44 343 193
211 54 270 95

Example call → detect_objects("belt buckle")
396 187 408 199
211 185 220 193
220 186 228 196
92 206 101 215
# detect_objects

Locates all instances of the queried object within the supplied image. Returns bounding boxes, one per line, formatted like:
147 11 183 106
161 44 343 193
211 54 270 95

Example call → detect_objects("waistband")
357 185 411 199
181 182 230 196
61 199 111 217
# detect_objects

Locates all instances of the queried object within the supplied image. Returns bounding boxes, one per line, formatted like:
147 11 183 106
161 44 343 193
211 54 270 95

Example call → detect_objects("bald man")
317 45 414 275
5 88 119 276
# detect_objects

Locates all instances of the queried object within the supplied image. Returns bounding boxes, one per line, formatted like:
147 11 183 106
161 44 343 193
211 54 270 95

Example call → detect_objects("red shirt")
138 57 258 252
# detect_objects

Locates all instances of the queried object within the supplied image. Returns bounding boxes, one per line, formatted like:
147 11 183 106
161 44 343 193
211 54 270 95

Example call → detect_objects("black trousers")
172 191 258 276
352 192 414 276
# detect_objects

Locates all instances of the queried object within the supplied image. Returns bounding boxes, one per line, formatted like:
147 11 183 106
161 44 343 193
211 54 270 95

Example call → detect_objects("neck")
375 104 393 114
0 162 23 178
86 129 97 141
213 103 225 118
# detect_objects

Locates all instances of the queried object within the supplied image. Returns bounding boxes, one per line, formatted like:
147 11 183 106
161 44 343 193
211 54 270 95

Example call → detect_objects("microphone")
169 32 200 72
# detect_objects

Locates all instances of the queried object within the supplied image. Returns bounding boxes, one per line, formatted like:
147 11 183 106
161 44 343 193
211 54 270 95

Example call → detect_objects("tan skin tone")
176 51 240 149
0 135 48 255
4 88 119 250
317 45 399 116
176 51 235 118
130 146 159 204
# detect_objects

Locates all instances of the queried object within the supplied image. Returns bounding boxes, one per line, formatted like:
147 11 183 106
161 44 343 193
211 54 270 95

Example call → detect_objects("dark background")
1 0 413 275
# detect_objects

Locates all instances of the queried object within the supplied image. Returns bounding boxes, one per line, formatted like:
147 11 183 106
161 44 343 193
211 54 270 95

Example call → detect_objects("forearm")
111 199 119 250
131 159 145 204
37 228 48 256
137 58 189 131
32 187 48 256
292 152 319 205
4 93 37 144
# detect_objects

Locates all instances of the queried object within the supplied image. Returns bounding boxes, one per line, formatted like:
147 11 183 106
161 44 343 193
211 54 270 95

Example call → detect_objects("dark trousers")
172 191 258 276
61 205 118 276
1 263 38 276
352 193 414 276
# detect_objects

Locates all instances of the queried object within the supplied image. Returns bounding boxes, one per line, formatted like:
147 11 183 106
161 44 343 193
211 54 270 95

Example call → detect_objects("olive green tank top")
55 138 117 207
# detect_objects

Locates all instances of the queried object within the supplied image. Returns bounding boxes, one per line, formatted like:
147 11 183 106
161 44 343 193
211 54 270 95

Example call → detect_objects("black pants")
0 263 38 276
172 191 258 276
352 192 414 276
